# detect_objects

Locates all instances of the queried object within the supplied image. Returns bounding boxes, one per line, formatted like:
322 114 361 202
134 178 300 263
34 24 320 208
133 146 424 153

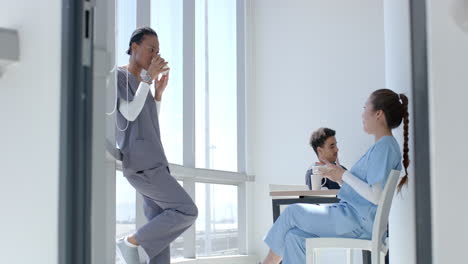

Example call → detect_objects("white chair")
305 170 401 264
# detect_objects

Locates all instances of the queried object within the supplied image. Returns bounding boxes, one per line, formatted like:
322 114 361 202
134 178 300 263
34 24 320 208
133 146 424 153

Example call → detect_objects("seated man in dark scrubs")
305 127 345 190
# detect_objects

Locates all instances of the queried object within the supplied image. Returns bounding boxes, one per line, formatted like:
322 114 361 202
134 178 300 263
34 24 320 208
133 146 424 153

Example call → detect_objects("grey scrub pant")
123 165 198 264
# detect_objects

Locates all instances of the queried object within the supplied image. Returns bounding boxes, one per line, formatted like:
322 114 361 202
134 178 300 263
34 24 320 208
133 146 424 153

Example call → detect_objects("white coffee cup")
311 165 327 190
161 64 170 76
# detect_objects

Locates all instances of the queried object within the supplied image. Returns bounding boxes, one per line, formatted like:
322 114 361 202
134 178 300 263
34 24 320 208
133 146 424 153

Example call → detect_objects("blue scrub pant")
264 203 368 264
123 165 198 264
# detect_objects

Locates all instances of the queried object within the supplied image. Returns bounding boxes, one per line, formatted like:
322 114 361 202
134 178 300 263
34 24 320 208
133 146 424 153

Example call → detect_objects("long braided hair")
370 89 409 192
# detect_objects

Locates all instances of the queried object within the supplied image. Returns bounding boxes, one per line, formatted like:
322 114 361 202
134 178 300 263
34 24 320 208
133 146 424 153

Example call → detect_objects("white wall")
427 0 468 263
0 1 62 264
383 1 416 263
247 0 386 262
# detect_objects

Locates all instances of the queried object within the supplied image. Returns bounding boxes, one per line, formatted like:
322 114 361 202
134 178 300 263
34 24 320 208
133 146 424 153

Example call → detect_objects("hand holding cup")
318 157 345 184
147 55 169 80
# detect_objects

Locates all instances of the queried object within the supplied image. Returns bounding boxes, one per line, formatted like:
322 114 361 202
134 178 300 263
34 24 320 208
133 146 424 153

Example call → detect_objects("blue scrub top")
337 136 402 234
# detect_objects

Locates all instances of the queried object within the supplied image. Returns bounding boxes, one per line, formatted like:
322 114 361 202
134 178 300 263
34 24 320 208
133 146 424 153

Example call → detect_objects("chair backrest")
371 170 401 247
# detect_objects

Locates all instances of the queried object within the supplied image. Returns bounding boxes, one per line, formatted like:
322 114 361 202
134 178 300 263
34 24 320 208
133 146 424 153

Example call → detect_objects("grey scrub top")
115 67 168 171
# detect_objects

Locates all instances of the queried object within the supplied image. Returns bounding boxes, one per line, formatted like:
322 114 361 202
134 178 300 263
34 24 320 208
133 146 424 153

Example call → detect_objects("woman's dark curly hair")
309 127 336 155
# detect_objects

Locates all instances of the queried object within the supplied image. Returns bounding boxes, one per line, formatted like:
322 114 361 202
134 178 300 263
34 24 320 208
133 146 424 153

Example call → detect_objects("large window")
195 0 238 172
115 171 136 239
196 183 238 256
115 0 248 262
151 0 184 165
116 0 136 66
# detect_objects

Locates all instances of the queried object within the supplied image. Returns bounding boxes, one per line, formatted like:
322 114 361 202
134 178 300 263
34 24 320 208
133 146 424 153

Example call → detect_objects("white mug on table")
311 165 328 190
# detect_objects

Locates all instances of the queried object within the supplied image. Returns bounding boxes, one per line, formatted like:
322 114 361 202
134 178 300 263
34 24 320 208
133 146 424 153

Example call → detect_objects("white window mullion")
182 178 196 258
183 0 196 169
237 0 248 255
136 0 151 27
237 182 247 255
204 184 212 255
134 0 151 251
236 0 246 174
204 0 211 169
183 0 197 259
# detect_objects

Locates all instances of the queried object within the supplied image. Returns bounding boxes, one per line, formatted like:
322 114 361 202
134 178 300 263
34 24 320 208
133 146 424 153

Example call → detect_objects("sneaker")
116 237 141 264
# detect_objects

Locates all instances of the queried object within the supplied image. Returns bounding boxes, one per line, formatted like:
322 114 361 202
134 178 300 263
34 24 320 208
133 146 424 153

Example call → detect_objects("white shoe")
116 237 141 264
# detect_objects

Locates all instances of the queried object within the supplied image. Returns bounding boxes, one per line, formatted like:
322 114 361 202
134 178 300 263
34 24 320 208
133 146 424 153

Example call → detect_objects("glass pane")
151 0 184 165
195 0 238 172
116 0 136 66
195 183 239 257
116 170 136 239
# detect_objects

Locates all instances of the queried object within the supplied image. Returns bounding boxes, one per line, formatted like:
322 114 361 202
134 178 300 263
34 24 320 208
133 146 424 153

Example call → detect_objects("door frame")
58 0 94 263
409 0 432 263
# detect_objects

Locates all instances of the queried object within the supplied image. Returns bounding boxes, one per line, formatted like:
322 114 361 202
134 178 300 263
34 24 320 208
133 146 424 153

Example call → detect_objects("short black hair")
126 27 158 55
309 127 336 155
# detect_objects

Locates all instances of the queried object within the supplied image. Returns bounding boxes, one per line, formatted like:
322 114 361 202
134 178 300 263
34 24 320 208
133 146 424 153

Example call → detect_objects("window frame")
117 162 253 259
115 0 253 261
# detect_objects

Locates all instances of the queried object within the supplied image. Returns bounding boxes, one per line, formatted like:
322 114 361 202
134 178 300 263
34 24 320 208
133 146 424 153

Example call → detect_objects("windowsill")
115 161 256 184
171 255 258 264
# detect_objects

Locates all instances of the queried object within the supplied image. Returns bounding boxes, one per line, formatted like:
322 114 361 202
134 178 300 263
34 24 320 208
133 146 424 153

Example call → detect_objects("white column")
383 1 416 264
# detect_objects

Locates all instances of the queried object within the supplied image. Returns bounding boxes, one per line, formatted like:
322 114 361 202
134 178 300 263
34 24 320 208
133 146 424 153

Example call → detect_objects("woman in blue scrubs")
262 89 410 264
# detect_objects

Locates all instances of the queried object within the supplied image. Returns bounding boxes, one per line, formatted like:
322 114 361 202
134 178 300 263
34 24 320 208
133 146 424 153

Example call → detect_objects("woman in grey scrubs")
115 27 198 264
